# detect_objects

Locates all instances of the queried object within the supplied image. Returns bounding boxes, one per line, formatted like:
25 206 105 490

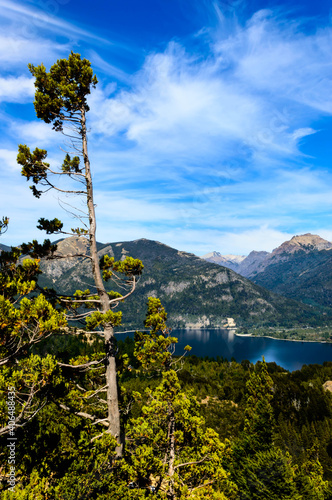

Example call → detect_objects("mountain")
0 243 11 253
235 250 269 276
38 237 323 329
246 234 332 309
201 251 246 272
201 249 269 275
203 234 332 310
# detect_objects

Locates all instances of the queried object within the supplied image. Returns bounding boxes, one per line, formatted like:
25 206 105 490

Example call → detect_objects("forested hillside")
1 324 332 498
38 237 326 329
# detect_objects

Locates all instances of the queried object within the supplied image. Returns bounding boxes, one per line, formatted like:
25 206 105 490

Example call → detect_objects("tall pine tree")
7 53 143 456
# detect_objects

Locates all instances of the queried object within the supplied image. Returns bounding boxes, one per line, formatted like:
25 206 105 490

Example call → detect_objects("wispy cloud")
0 76 34 102
0 149 19 171
0 34 70 69
9 119 59 145
89 9 332 177
88 50 131 84
0 0 109 43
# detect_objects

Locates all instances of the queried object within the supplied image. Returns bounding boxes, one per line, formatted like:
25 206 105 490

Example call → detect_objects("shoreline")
235 332 331 344
179 327 331 344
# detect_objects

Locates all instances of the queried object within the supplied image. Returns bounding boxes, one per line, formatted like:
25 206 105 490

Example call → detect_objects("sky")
1 0 332 256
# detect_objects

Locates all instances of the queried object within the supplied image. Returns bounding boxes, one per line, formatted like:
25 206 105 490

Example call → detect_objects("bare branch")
189 480 214 493
58 357 106 369
90 417 109 426
90 431 108 443
58 403 109 427
0 387 47 436
109 276 136 305
174 455 210 470
85 385 108 399
49 253 92 260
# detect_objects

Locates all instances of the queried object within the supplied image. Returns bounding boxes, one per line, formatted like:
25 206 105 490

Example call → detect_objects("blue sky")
1 0 332 255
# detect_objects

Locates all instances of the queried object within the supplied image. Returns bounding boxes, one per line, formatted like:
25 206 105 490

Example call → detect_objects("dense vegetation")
1 324 332 498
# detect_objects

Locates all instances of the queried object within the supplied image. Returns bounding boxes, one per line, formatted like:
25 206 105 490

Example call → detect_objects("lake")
171 329 332 372
119 328 332 371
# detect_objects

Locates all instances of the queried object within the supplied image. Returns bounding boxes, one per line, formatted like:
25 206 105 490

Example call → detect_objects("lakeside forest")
1 53 332 499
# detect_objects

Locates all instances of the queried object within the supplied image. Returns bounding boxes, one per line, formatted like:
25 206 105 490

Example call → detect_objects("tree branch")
58 403 109 427
174 455 210 470
57 357 106 369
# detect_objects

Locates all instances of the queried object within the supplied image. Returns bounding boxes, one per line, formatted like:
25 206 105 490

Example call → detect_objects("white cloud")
2 5 332 256
318 230 332 243
0 35 70 68
0 76 34 102
216 227 294 255
88 50 130 84
10 120 59 145
88 11 332 172
215 10 332 114
291 128 316 142
0 148 19 170
0 0 109 43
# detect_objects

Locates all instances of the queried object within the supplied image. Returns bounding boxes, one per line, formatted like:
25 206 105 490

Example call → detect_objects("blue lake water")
119 329 332 372
171 329 332 372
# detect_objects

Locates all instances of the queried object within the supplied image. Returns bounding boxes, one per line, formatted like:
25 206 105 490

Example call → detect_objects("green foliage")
0 245 66 363
224 360 330 499
17 145 49 198
296 443 329 499
134 298 179 372
100 254 144 281
36 217 63 234
85 310 122 330
2 324 332 498
232 447 300 500
20 238 57 259
62 153 81 173
0 249 39 299
71 227 88 236
28 51 98 131
125 370 234 498
123 299 235 499
243 359 274 451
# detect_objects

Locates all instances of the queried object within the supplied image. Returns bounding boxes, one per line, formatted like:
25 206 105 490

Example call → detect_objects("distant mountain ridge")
201 251 246 271
0 243 11 253
30 236 324 329
202 233 332 310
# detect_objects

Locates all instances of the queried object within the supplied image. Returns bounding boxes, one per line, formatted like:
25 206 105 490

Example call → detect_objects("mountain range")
1 234 330 329
32 236 325 329
202 233 332 310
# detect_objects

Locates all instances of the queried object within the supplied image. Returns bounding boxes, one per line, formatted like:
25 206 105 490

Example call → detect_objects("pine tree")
3 53 143 457
228 360 300 499
0 226 66 437
242 358 274 452
296 442 329 499
124 298 236 499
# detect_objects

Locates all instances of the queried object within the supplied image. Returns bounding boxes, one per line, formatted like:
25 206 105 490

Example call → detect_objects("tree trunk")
81 108 122 456
167 405 176 499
